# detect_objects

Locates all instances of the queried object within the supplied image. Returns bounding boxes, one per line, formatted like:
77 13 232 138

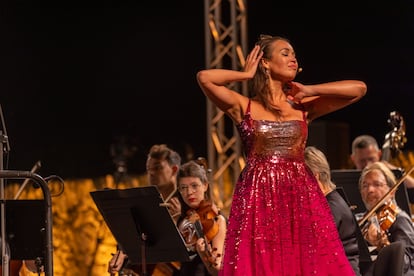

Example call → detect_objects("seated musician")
108 144 182 276
356 161 414 276
177 160 227 276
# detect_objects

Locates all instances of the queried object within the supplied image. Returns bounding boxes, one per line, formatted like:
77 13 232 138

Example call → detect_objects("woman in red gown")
197 34 367 275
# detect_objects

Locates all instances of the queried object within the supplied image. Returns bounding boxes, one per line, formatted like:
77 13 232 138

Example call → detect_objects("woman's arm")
196 69 249 124
196 45 263 123
108 250 128 275
289 80 367 121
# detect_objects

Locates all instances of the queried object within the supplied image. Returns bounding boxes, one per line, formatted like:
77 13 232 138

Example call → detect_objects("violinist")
108 144 182 276
357 161 414 276
177 160 227 276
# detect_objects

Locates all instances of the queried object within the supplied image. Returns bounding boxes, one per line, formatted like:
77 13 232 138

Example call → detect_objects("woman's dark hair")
249 34 291 111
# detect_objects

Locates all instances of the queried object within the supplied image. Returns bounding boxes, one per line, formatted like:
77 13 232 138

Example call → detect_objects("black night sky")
1 1 414 179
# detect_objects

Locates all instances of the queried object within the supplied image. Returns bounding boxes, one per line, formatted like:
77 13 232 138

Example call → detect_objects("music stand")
90 186 190 276
2 200 45 260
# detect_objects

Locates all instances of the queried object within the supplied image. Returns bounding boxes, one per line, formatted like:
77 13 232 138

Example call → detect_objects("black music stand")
90 186 190 276
2 200 45 260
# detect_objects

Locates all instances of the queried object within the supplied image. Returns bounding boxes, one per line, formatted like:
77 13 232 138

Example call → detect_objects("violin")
359 199 400 250
376 200 399 232
178 200 221 267
195 200 220 241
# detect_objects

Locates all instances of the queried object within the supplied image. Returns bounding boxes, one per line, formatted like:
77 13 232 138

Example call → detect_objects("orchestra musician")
356 161 414 276
108 144 182 276
350 135 414 199
176 160 226 276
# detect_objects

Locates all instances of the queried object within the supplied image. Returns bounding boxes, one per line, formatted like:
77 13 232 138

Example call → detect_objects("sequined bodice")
237 115 308 161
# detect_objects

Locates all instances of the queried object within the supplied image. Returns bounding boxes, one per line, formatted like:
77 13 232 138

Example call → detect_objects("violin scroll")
179 210 205 247
382 111 407 161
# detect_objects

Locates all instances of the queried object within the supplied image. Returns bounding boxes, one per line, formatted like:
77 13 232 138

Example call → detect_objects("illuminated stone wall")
6 174 144 276
5 168 237 275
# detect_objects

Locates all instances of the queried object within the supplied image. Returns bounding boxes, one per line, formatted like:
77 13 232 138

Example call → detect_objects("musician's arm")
196 215 227 275
108 250 128 275
168 197 181 222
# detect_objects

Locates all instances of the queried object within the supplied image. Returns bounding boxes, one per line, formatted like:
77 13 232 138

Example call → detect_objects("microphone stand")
0 104 11 276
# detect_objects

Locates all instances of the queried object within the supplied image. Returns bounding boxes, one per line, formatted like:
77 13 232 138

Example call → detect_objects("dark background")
1 1 413 179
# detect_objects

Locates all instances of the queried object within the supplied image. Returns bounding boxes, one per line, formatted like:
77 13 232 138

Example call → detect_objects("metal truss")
202 0 248 214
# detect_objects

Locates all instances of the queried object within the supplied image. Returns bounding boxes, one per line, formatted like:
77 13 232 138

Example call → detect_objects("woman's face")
264 40 298 81
178 176 208 209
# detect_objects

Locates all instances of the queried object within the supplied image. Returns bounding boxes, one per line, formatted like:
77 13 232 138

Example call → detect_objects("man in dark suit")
107 144 182 276
357 161 414 276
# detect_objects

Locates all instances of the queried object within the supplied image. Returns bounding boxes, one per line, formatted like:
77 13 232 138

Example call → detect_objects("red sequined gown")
219 100 355 276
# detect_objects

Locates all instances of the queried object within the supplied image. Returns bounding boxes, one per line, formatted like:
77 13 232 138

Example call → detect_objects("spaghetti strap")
302 111 306 122
246 99 251 115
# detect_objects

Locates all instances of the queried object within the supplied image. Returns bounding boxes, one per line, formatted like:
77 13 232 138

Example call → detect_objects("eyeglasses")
360 182 388 190
178 183 202 194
